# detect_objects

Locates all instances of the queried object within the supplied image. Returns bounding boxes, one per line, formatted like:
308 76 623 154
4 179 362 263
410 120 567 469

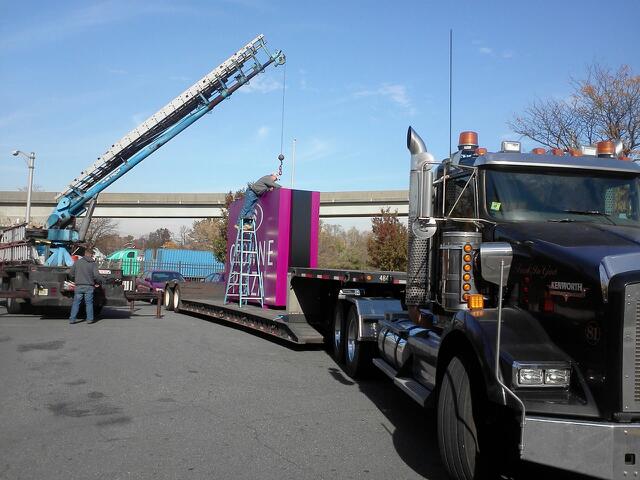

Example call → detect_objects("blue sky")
1 0 639 233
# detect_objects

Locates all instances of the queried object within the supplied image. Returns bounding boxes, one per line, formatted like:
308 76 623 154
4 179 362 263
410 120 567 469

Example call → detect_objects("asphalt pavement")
0 304 448 480
0 304 595 480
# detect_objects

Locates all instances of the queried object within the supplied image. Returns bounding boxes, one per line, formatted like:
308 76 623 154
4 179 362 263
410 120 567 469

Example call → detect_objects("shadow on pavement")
326 355 597 480
33 306 133 320
326 362 448 480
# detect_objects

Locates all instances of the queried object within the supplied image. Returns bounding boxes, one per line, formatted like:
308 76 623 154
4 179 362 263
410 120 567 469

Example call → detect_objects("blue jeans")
69 285 94 322
239 188 259 221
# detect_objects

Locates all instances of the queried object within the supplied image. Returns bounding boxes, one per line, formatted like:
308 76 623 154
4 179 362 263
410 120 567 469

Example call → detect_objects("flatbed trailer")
165 267 407 346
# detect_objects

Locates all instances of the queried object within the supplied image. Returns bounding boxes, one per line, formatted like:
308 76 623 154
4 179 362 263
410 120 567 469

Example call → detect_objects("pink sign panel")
226 188 319 307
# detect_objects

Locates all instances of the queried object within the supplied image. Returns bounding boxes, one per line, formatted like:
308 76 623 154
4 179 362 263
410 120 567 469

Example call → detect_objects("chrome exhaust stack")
406 127 438 309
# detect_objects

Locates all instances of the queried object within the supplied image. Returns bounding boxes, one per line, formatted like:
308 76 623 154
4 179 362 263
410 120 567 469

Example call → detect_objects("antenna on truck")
449 29 453 162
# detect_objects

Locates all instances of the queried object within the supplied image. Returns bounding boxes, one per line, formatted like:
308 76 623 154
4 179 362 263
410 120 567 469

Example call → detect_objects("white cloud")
354 83 414 112
131 112 147 127
169 75 190 83
0 1 197 52
501 50 515 59
0 110 33 128
107 68 128 75
297 137 333 163
256 126 270 140
240 75 282 94
479 47 493 55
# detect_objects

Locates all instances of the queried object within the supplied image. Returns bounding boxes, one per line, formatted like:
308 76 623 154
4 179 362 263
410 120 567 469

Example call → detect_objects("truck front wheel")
437 355 487 480
344 305 373 378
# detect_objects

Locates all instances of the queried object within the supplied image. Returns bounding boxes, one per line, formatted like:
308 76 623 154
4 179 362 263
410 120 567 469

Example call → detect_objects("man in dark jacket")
238 173 282 230
69 247 105 324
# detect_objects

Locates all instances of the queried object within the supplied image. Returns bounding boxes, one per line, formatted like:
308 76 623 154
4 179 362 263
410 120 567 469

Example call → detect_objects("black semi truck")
166 128 640 479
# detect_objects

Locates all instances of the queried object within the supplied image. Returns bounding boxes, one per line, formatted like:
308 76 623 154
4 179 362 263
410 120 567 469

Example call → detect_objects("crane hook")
277 153 284 177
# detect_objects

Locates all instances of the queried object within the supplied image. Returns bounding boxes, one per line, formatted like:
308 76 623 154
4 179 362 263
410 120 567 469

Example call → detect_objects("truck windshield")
485 168 640 226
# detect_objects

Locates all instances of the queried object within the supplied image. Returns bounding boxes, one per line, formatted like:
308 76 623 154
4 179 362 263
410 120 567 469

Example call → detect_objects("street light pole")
11 150 36 225
290 138 296 189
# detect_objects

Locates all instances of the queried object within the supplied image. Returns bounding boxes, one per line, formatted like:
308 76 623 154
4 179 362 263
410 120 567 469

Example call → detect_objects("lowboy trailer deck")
164 267 407 346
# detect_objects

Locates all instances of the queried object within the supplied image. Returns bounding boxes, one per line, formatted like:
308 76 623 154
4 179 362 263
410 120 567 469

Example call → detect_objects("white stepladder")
224 218 264 307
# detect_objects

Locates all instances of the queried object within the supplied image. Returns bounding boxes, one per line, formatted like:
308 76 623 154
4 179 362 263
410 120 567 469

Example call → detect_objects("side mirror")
479 242 512 286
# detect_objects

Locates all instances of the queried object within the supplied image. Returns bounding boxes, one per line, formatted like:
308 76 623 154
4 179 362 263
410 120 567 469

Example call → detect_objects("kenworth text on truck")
0 35 284 313
165 129 640 479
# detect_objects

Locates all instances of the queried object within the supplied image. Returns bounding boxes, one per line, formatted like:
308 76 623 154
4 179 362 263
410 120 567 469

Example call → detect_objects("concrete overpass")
0 191 409 221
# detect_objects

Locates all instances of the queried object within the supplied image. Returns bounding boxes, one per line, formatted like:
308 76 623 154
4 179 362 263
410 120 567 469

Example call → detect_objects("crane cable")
277 63 286 177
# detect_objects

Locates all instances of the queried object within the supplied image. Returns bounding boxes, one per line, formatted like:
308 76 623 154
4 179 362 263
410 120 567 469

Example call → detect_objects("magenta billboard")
226 188 320 307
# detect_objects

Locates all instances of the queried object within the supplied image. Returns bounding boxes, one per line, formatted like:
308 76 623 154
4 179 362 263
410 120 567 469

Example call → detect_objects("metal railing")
101 259 224 282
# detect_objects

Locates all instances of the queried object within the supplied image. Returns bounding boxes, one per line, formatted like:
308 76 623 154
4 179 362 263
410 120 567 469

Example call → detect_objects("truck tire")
6 279 23 315
173 286 181 313
331 302 346 361
6 296 22 314
344 305 373 378
164 287 174 311
437 355 484 480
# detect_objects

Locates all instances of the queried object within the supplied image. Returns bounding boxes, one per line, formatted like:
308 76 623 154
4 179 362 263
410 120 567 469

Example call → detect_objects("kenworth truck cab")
330 129 640 480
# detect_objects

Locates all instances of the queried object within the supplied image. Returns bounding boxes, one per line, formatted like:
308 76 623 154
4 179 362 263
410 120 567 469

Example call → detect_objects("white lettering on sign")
549 281 583 292
267 240 274 266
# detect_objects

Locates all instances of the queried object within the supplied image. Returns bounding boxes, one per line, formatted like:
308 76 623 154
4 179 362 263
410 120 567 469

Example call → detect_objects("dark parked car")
204 272 225 283
135 271 185 299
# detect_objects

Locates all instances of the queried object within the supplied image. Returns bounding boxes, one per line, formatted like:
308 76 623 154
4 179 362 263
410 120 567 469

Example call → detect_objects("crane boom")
47 34 284 236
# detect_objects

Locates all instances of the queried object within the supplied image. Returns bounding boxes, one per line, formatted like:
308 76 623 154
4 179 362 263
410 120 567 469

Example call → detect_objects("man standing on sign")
69 247 105 324
238 173 282 230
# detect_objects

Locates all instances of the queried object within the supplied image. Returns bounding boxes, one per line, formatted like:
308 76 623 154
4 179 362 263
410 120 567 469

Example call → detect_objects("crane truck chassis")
165 128 640 480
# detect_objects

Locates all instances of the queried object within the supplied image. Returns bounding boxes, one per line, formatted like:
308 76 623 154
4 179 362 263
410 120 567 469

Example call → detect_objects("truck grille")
623 283 640 412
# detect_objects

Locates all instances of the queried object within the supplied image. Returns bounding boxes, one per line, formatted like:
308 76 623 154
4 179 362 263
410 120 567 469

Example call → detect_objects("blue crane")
46 35 285 266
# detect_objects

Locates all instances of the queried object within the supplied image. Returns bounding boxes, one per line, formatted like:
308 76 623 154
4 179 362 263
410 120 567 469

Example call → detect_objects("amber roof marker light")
458 131 479 151
596 140 615 158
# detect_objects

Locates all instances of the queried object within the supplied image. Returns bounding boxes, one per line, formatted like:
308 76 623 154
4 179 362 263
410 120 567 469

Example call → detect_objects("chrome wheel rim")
164 289 170 306
347 316 357 362
173 289 179 310
334 317 341 350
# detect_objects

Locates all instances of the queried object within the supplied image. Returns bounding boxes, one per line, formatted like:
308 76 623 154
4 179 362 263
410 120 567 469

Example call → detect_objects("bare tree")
177 225 191 247
84 217 119 248
510 64 640 157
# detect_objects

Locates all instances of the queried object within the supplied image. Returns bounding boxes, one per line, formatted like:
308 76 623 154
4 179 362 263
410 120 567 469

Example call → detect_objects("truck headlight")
544 369 571 386
518 368 544 385
514 363 571 388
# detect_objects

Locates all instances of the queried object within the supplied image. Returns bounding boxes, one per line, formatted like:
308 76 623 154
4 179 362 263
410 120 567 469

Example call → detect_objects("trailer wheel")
331 302 346 361
344 305 373 378
6 296 22 314
6 280 23 315
437 355 485 480
173 287 181 312
164 287 174 311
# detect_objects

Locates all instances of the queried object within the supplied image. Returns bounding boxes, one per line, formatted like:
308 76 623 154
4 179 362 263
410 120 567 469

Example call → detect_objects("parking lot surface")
0 305 448 480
